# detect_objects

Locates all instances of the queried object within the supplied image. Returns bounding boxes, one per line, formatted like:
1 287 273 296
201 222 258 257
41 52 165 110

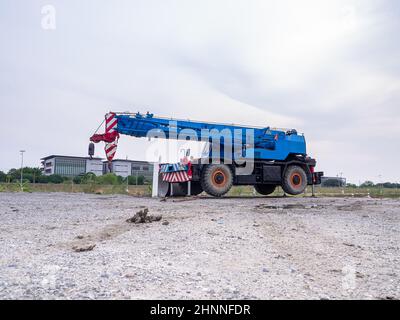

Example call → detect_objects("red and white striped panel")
162 171 190 183
105 142 118 162
106 112 118 133
105 113 118 161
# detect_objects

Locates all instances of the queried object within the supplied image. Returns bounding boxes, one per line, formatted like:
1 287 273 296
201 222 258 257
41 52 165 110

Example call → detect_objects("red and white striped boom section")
90 112 120 162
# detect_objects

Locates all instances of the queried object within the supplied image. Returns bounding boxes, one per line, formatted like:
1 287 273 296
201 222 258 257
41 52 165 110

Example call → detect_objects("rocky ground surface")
0 192 399 300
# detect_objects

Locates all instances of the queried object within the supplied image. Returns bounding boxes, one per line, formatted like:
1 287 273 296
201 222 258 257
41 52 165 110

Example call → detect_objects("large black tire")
282 165 307 195
201 164 233 197
254 184 276 196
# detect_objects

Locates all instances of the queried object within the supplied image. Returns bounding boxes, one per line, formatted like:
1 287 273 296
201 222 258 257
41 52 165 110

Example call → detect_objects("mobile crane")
90 112 323 197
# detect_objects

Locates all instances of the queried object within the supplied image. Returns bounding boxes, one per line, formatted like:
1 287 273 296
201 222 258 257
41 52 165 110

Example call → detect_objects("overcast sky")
1 0 399 183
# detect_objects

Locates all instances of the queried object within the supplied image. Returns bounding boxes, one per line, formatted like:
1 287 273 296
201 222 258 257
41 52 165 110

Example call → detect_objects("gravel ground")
0 192 399 300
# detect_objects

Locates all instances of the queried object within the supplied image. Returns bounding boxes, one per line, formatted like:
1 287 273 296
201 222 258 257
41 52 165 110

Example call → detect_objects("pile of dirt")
72 244 96 252
126 208 162 224
336 201 363 211
255 203 323 210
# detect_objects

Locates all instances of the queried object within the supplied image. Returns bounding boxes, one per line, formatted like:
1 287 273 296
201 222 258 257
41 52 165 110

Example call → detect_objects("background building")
41 155 103 177
321 176 347 187
41 155 154 180
103 159 153 180
131 161 153 181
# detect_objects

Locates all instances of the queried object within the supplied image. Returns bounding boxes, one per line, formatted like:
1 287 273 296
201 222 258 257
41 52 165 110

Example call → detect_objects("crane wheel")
201 164 233 197
282 165 307 195
254 184 276 196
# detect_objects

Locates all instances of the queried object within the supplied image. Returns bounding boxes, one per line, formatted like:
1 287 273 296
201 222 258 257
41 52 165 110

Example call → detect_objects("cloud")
0 0 399 183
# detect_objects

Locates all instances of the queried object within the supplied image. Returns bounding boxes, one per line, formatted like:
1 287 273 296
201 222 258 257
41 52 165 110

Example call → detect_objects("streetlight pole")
20 150 25 191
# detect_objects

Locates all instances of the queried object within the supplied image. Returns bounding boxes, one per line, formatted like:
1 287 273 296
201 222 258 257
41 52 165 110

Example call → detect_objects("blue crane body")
90 112 323 197
116 113 306 161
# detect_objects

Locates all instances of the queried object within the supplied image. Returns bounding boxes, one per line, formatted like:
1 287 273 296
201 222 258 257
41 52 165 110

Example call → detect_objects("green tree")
381 182 400 189
360 181 375 188
0 171 6 182
23 173 34 183
7 167 42 182
7 168 18 182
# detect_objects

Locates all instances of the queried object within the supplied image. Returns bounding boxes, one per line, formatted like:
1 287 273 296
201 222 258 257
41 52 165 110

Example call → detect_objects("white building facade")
41 155 103 177
103 159 154 180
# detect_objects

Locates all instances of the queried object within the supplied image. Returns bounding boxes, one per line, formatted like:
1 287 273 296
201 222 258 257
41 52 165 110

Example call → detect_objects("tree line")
321 178 400 188
1 167 398 188
0 167 147 185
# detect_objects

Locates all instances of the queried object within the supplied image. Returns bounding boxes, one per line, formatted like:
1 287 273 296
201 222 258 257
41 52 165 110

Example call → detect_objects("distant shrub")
81 172 97 184
37 175 49 183
96 173 119 185
73 175 83 184
127 175 145 185
116 175 124 185
47 175 64 184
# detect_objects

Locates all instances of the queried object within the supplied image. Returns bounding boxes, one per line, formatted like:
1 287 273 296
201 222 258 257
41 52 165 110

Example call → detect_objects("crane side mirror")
88 143 95 158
